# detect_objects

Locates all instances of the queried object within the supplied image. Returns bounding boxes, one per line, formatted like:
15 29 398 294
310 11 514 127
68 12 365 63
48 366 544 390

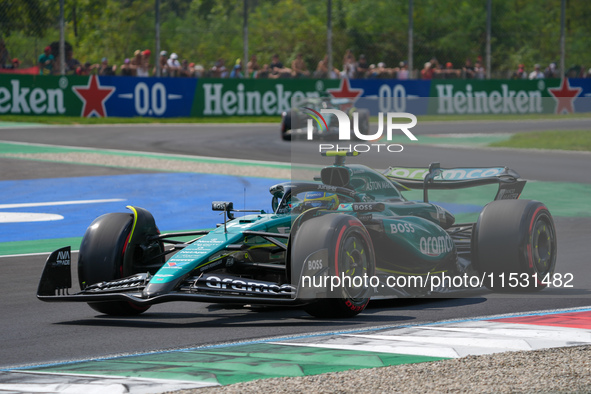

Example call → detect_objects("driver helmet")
297 191 339 210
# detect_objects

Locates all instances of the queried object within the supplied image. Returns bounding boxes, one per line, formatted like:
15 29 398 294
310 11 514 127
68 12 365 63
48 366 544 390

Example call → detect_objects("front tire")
292 214 375 318
357 109 370 139
473 200 557 292
78 213 152 315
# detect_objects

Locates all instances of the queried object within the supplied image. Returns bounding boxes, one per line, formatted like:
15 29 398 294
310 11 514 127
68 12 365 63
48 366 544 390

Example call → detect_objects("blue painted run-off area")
0 173 483 243
0 173 280 243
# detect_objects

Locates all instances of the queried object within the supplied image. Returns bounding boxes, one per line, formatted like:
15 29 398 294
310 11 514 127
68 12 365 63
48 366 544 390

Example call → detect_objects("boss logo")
307 259 323 270
390 222 415 233
352 203 384 212
212 201 233 211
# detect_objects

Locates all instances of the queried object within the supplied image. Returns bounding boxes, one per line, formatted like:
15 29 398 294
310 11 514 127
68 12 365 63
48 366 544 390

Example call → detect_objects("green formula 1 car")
38 151 557 318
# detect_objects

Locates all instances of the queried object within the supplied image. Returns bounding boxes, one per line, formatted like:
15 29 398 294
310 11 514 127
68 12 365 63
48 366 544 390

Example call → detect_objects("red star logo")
326 78 363 111
72 75 115 117
327 78 363 100
548 79 581 114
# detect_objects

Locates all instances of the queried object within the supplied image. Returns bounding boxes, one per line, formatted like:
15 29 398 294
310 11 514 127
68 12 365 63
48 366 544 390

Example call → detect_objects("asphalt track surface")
0 120 590 369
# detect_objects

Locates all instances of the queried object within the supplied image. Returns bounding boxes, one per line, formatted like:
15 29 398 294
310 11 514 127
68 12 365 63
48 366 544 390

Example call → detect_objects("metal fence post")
155 0 161 77
243 0 248 78
560 0 565 80
486 0 491 79
59 0 65 75
327 0 333 77
408 0 413 79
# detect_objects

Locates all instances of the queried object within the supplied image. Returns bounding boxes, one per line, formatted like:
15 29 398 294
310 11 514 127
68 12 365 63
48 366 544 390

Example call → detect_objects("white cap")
160 50 167 56
171 53 178 60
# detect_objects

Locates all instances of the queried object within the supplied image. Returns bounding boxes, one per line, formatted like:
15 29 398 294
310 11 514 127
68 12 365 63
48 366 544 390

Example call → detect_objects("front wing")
37 247 305 307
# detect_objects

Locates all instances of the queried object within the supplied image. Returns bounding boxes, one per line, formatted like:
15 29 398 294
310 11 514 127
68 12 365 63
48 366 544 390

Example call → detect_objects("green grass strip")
489 130 591 151
0 237 82 256
416 112 591 122
389 133 513 146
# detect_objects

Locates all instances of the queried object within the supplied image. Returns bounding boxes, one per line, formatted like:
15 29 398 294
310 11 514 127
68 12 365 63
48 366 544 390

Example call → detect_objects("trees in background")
0 0 589 76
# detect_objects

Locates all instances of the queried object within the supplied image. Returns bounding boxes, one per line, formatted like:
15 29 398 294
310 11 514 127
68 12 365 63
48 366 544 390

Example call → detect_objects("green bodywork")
144 162 458 296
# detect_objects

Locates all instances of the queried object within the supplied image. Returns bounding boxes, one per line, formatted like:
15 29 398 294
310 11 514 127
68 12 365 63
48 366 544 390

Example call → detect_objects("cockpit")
270 183 357 215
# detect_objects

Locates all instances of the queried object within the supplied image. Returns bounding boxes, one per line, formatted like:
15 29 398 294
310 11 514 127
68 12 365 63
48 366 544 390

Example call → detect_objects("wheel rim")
531 214 555 275
338 230 370 300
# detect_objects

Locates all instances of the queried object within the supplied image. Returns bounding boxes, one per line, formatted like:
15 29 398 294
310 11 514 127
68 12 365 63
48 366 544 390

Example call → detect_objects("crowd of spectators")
0 38 21 70
2 41 591 80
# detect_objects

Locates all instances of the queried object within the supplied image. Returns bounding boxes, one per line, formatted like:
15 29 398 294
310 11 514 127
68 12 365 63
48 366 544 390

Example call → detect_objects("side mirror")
212 201 233 212
212 201 234 220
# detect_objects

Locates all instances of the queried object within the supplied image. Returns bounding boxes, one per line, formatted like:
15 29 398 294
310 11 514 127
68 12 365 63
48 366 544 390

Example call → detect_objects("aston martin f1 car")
281 97 370 141
37 152 557 318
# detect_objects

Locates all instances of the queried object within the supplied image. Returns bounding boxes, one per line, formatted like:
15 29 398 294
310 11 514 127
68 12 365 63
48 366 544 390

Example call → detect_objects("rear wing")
383 163 526 203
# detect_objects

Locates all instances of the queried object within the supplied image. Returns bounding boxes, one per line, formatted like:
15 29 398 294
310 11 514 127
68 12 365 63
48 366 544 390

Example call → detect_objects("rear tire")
473 200 557 292
292 214 375 318
281 112 292 141
78 213 152 315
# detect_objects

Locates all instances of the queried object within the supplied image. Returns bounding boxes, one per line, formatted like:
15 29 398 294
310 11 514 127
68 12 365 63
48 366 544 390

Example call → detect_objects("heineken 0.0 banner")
429 78 591 115
0 74 198 118
192 78 340 117
1 74 589 118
